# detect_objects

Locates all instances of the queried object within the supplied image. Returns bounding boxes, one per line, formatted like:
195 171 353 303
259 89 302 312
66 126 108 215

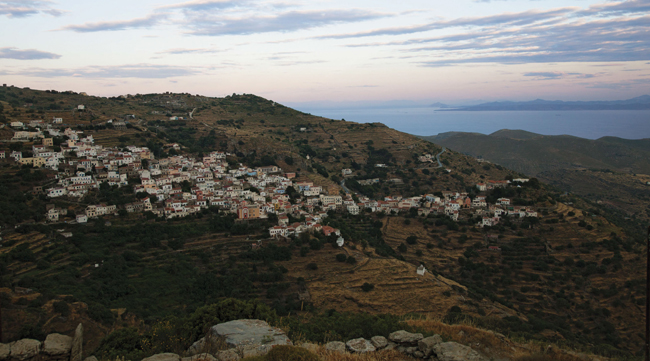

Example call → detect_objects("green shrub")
53 301 70 316
361 283 374 292
266 345 319 361
335 254 347 262
96 327 146 361
306 263 318 270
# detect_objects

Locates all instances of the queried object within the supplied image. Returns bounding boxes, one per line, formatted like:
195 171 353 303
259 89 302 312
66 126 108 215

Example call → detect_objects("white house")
336 236 345 247
417 264 427 276
48 187 67 198
347 204 360 215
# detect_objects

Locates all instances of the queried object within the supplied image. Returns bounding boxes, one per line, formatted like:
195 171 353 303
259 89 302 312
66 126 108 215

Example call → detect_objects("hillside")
422 130 650 176
420 130 650 227
0 86 646 359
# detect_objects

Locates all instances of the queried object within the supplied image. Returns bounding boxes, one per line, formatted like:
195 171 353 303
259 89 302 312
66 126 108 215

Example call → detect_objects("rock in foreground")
434 342 487 361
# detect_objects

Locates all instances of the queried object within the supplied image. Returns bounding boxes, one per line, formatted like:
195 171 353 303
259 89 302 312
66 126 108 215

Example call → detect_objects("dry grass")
404 317 594 361
315 349 417 361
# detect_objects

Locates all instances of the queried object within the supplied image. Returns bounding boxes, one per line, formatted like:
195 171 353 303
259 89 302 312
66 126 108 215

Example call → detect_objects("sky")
0 0 649 106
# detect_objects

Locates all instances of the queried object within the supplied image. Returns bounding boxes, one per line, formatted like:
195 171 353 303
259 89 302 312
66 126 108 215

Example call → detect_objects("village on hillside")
1 120 539 241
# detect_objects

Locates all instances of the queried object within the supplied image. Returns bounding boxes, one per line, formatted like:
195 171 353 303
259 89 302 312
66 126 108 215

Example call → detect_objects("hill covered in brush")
0 86 646 359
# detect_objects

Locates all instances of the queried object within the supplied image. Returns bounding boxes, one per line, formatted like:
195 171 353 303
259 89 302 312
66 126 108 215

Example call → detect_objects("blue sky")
0 0 649 105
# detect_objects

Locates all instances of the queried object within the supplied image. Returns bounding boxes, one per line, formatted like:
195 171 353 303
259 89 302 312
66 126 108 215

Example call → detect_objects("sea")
293 107 650 140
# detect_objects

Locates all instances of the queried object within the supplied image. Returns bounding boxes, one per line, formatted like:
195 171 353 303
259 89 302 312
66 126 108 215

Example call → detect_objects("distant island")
439 95 650 111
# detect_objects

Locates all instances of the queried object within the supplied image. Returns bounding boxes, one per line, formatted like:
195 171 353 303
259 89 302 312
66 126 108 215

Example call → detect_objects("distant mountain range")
439 95 650 111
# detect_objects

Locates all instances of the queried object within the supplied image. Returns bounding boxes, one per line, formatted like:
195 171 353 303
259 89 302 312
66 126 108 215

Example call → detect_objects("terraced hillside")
0 86 646 358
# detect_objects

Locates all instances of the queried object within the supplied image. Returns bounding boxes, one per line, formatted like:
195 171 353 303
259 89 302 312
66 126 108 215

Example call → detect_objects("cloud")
0 0 62 18
157 47 223 54
59 14 164 32
157 0 243 11
316 7 576 39
361 12 650 66
182 9 390 36
523 72 565 79
523 72 597 80
6 64 201 78
0 47 61 60
578 0 650 16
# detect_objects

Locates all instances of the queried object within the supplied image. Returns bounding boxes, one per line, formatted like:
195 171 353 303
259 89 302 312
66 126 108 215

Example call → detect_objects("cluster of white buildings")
3 127 541 231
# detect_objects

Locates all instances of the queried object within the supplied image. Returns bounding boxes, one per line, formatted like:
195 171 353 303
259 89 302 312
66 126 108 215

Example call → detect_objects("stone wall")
0 323 83 361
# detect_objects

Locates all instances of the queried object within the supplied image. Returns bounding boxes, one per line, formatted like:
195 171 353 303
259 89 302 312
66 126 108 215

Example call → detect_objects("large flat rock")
388 330 423 345
433 342 487 361
42 334 73 356
210 320 291 349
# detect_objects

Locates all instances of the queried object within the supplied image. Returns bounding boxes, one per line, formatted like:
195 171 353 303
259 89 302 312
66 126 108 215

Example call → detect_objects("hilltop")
0 86 646 359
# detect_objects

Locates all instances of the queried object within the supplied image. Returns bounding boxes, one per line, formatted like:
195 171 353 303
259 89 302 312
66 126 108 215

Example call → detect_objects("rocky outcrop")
211 319 291 349
345 338 375 353
0 343 12 360
418 335 443 358
388 330 423 345
42 334 73 357
214 349 239 361
141 353 181 361
70 324 83 361
433 342 487 361
9 339 41 361
149 320 487 361
0 324 82 361
324 341 346 353
370 336 388 349
181 354 216 361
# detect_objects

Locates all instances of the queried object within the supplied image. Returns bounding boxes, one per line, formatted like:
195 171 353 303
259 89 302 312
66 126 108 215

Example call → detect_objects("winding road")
435 147 446 168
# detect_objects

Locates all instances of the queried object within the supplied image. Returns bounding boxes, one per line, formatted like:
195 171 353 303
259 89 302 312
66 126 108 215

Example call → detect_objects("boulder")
181 353 217 361
433 342 487 361
345 338 375 353
9 339 41 361
388 330 423 345
42 334 73 356
241 345 272 358
324 341 346 353
0 343 13 360
141 353 181 361
83 357 98 361
215 349 240 361
370 336 388 349
71 323 83 361
413 351 424 358
211 320 291 349
418 335 443 357
403 346 417 354
186 337 206 356
384 341 398 350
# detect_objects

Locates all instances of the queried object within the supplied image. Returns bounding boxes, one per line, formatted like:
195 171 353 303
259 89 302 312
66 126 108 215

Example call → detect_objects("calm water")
295 107 650 140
